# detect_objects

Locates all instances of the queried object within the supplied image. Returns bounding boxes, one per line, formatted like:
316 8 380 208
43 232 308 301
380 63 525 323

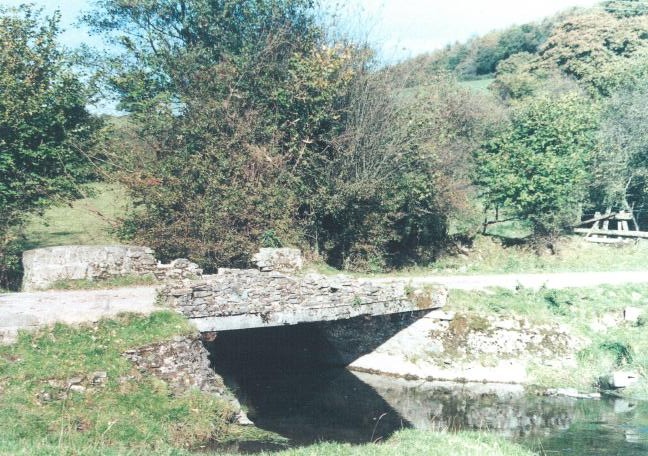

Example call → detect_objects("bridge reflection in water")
204 318 648 455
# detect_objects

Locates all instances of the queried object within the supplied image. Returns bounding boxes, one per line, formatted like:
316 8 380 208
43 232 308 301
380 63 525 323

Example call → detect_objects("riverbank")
347 284 648 399
0 312 535 455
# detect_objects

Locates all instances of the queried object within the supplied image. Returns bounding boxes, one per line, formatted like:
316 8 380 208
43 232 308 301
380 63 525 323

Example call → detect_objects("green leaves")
475 93 601 236
0 5 97 287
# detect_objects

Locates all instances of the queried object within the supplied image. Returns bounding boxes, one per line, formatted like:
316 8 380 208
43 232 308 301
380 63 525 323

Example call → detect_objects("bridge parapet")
161 268 447 332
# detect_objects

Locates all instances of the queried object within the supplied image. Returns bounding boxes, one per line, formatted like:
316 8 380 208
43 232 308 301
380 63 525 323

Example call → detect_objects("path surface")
368 270 648 290
2 270 648 343
0 286 158 343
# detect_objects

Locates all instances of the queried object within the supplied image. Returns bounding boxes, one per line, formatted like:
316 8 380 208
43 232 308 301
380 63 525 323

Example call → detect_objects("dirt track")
2 270 648 343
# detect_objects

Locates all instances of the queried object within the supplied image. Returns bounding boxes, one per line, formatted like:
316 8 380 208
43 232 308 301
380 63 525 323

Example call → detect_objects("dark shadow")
484 233 531 247
204 319 418 448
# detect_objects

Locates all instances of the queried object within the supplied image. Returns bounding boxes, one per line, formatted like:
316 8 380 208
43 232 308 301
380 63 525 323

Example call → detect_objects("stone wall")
328 310 586 384
162 269 447 331
122 335 249 423
123 335 228 396
22 245 202 291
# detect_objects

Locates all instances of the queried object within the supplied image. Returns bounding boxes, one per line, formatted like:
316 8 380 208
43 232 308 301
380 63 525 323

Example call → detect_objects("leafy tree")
594 82 648 224
0 5 96 288
475 93 601 238
88 0 494 271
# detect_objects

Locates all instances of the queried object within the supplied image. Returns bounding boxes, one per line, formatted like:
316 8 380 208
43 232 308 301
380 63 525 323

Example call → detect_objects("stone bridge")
161 267 447 332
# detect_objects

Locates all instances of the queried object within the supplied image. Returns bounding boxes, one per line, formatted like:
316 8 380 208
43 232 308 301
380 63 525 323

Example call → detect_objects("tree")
87 0 368 269
474 93 600 238
594 82 648 224
0 5 96 287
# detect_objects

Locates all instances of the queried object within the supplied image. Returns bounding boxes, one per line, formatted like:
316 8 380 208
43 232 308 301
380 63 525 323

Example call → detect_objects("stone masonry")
123 335 227 396
22 245 202 291
161 268 448 331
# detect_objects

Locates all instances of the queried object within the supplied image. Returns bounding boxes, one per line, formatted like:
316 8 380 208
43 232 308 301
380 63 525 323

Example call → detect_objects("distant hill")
391 1 648 97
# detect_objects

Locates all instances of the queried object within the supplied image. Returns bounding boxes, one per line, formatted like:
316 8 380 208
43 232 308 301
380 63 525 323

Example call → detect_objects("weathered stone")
123 336 225 395
252 248 303 272
161 269 447 331
22 246 203 291
67 376 85 386
337 312 584 385
91 371 108 386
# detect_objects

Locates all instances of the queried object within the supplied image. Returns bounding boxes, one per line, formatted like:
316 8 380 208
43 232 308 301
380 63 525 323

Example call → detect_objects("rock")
67 376 85 386
69 385 86 394
624 307 643 324
600 371 640 389
252 248 303 272
91 371 108 386
234 411 254 426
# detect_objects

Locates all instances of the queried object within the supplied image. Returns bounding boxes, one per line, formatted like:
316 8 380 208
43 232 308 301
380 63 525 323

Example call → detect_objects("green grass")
448 284 648 397
48 274 158 291
23 183 130 250
379 235 648 276
0 312 240 455
263 429 534 456
0 311 536 456
458 78 495 94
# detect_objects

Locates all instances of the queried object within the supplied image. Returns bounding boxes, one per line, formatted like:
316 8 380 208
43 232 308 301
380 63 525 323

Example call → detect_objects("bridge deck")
162 269 447 332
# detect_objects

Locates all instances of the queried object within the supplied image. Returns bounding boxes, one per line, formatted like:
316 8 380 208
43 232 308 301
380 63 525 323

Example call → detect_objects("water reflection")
205 323 648 455
355 372 648 455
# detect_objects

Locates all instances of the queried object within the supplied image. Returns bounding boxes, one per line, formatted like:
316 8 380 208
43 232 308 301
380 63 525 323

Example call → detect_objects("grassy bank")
265 429 534 456
0 312 238 455
0 312 536 456
448 284 648 397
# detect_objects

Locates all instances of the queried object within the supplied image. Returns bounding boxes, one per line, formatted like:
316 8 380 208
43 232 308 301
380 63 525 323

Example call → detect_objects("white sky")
1 0 601 58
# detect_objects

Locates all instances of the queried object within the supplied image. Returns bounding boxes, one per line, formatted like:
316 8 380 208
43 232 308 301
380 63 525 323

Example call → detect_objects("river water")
207 326 648 455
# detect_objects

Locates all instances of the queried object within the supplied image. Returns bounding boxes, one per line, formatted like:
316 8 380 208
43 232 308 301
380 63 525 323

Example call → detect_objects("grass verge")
47 274 158 291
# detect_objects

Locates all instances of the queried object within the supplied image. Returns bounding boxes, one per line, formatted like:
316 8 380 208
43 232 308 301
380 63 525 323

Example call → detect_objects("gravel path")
2 270 647 343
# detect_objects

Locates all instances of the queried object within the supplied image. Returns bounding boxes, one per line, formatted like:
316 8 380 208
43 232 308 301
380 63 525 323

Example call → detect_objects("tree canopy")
0 5 97 287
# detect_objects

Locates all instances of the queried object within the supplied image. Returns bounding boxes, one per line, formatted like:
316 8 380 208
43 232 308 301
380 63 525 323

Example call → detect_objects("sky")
2 0 601 60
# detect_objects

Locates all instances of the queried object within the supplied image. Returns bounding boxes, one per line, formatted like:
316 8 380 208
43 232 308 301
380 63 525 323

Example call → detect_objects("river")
207 324 648 455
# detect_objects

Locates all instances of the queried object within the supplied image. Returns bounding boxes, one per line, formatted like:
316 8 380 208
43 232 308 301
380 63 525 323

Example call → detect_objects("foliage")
86 1 494 271
603 0 648 18
535 11 648 96
595 82 648 224
391 18 555 84
0 5 97 288
86 0 347 268
474 93 600 237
